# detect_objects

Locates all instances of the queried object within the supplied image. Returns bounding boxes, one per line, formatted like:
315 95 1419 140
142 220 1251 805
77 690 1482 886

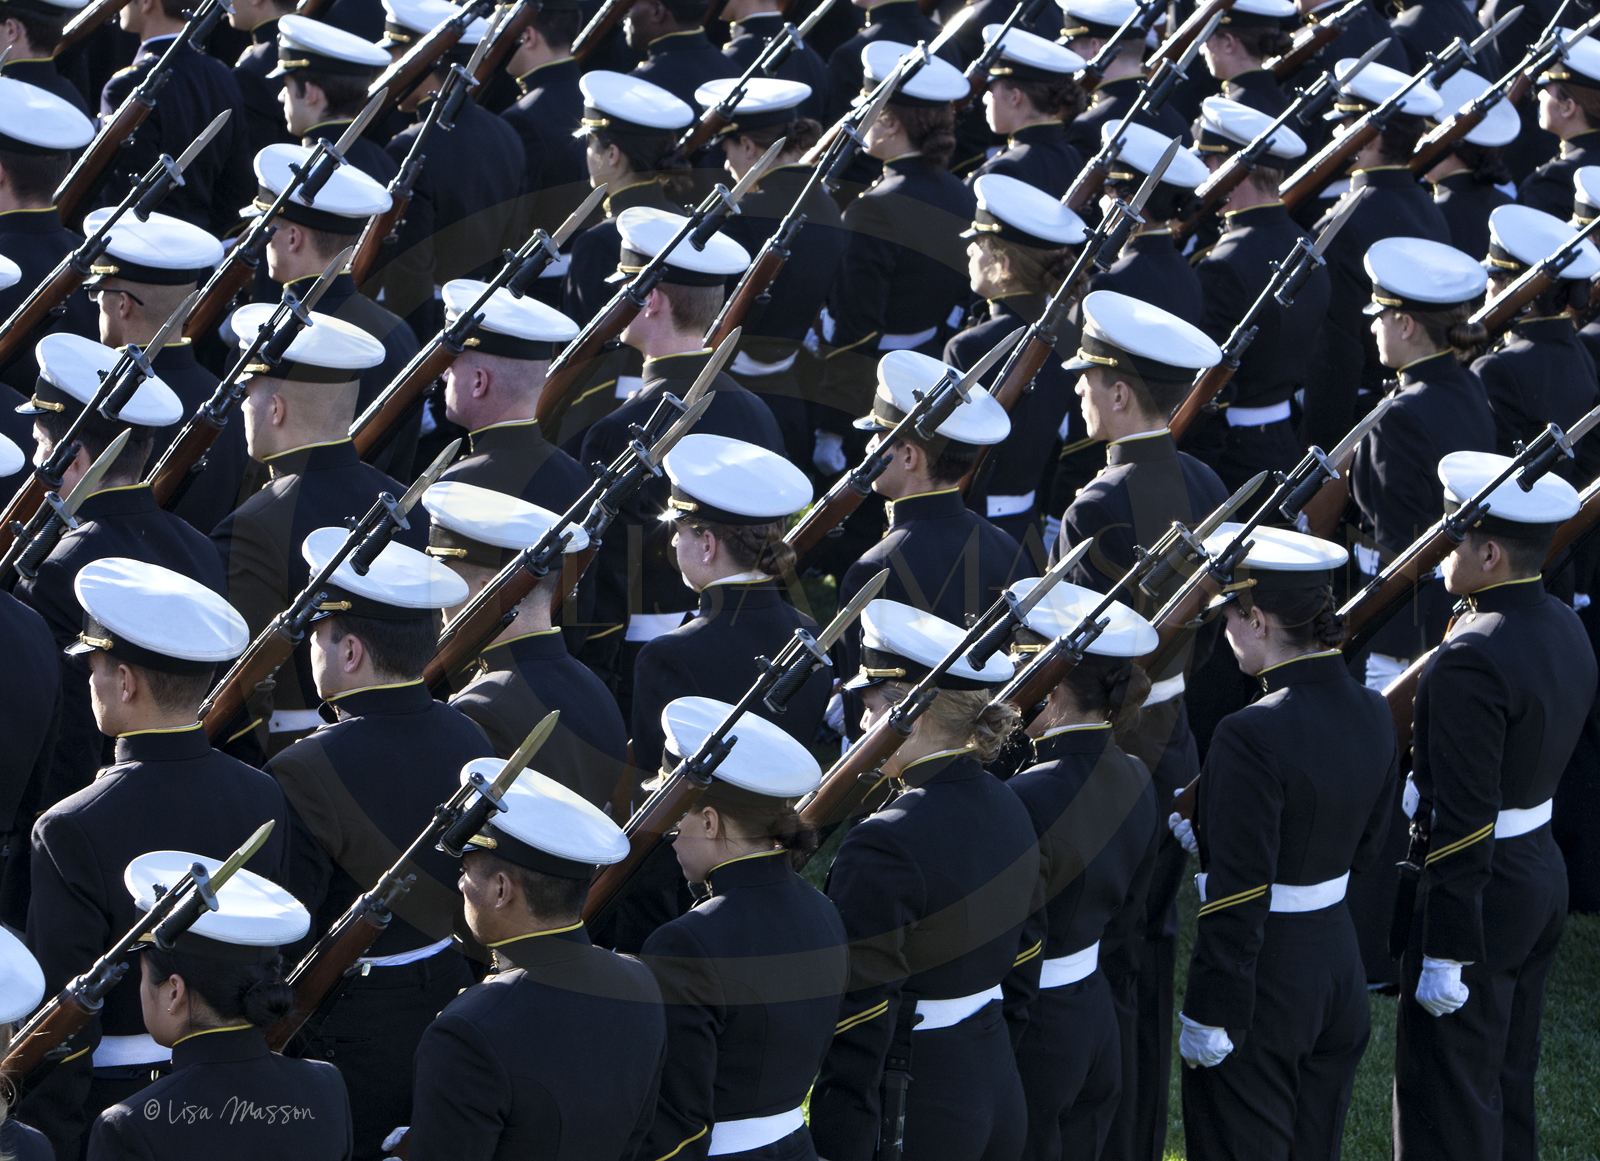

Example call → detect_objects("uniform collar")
482 626 568 670
76 482 159 520
987 293 1044 326
1030 721 1112 762
171 1025 268 1069
603 177 671 218
516 55 576 92
648 27 712 53
696 575 781 618
704 847 791 895
1352 166 1420 191
881 153 932 179
113 722 211 764
1462 574 1545 614
886 486 964 527
732 11 783 35
1257 648 1345 694
468 417 546 454
250 15 280 42
0 206 65 234
487 921 591 971
1397 348 1454 384
1222 200 1287 227
285 271 355 310
1007 120 1063 147
642 348 721 386
1560 128 1600 157
326 677 435 719
1431 169 1475 193
152 340 199 373
1511 315 1577 342
900 746 982 789
263 437 361 479
1105 428 1176 466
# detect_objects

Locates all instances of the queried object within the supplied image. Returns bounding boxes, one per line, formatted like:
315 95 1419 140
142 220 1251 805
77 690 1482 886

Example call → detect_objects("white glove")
813 430 847 475
1168 812 1198 856
1415 957 1470 1017
1402 774 1419 820
1178 1013 1234 1068
381 1126 409 1153
824 690 846 736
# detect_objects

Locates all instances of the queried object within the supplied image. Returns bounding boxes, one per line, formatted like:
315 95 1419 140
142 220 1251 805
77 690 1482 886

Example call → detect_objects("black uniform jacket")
0 56 88 113
439 417 591 510
1282 1 1409 110
1474 316 1600 487
1064 75 1191 160
1222 68 1288 117
1430 171 1510 267
500 56 589 232
15 483 226 809
267 680 494 957
450 628 629 808
632 28 738 111
1392 0 1503 76
407 924 667 1161
1002 724 1158 1026
1196 201 1331 411
234 18 295 157
631 578 832 776
966 120 1083 199
88 1026 353 1161
97 37 254 237
1517 128 1600 220
0 207 98 413
822 0 937 124
210 439 428 716
810 750 1040 1161
578 351 783 631
149 341 252 536
1412 578 1598 963
563 179 679 329
1087 230 1203 325
641 850 849 1161
300 120 397 187
0 593 58 911
1186 651 1397 1029
28 726 291 1038
724 13 828 120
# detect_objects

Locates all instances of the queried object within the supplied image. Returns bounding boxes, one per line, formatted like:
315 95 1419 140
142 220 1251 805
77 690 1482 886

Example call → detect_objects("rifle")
1468 202 1600 337
0 288 194 558
1267 0 1366 82
55 0 135 57
197 441 460 740
959 0 1051 108
1147 0 1234 68
783 330 1021 564
1411 5 1594 174
1170 41 1385 242
533 141 785 443
1336 404 1600 657
1546 471 1600 561
1062 21 1215 212
53 0 232 223
425 345 725 690
1076 0 1166 92
264 715 558 1052
370 0 494 115
573 0 630 63
349 184 607 458
473 0 539 98
800 39 931 168
148 251 348 511
183 92 385 341
879 995 919 1161
0 821 274 1105
0 431 128 586
1168 190 1361 440
584 569 888 924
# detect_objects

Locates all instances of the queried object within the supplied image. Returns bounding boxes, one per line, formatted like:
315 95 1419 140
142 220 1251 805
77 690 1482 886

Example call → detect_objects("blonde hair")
879 683 1019 764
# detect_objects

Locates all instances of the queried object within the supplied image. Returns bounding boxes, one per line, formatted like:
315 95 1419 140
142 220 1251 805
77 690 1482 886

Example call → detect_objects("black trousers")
1394 828 1567 1161
296 949 475 1161
1182 905 1371 1161
903 1004 1026 1161
1016 970 1122 1161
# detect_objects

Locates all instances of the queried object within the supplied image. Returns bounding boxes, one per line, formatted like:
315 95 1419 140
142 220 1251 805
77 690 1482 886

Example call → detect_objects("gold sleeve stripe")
824 331 879 359
651 1125 709 1161
1425 822 1497 865
1014 940 1042 966
1197 884 1269 918
835 1000 889 1034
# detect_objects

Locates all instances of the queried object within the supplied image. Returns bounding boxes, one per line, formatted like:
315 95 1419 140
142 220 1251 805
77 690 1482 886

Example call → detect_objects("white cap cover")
1487 204 1600 280
1196 96 1307 162
1065 290 1222 380
693 77 812 134
69 558 250 670
1014 578 1157 657
125 851 310 958
981 24 1087 78
83 208 224 285
231 303 386 381
578 70 694 133
301 526 470 617
249 144 392 234
1103 121 1209 188
381 0 488 43
661 696 823 797
1439 450 1583 526
847 598 1015 690
1199 523 1349 596
0 76 95 152
272 15 391 77
1362 236 1487 314
0 432 21 478
0 253 18 293
611 207 750 284
422 479 590 561
663 433 813 523
442 279 579 359
855 350 1011 446
1058 0 1139 35
1434 69 1519 148
1332 57 1442 117
0 928 45 1025
861 41 969 104
969 173 1088 247
461 763 630 871
25 334 181 427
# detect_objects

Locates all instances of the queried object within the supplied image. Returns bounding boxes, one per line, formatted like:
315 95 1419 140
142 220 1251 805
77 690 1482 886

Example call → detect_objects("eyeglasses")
85 287 145 307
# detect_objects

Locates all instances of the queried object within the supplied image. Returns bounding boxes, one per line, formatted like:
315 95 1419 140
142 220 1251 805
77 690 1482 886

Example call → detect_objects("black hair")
1450 140 1511 188
1376 112 1427 166
996 75 1089 123
132 664 216 714
889 433 982 485
288 71 373 120
699 787 819 871
531 2 582 47
1464 526 1552 577
482 852 590 918
144 947 294 1029
324 612 438 678
0 145 71 204
1397 301 1487 362
679 517 797 578
1248 583 1345 648
590 126 692 200
36 407 155 483
728 117 823 156
3 7 63 50
1225 23 1293 60
888 101 957 170
659 0 712 24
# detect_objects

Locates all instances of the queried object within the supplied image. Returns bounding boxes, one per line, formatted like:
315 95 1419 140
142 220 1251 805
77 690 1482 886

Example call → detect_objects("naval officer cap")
302 526 470 620
1012 577 1158 657
272 15 391 78
1218 0 1296 29
981 25 1087 82
0 76 94 155
126 852 310 963
1103 121 1209 188
19 333 181 425
248 143 393 235
67 557 250 674
1196 96 1306 162
1538 31 1600 90
1331 57 1442 118
1486 203 1600 281
422 480 590 569
231 302 385 383
1199 523 1348 610
694 77 812 136
0 432 22 477
610 206 750 286
661 696 824 798
861 41 969 106
1439 450 1582 537
663 433 813 524
1065 290 1222 383
1361 237 1487 315
442 279 579 361
0 928 44 1025
1057 0 1140 42
82 208 224 287
847 599 1015 690
0 0 88 17
0 254 17 292
461 762 629 877
967 173 1088 249
381 0 489 49
854 350 1011 447
577 70 693 137
1574 166 1600 223
1433 70 1519 149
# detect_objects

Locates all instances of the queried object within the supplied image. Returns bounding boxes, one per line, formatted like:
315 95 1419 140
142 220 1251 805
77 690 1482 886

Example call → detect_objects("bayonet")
551 184 608 249
62 431 131 517
335 89 387 159
303 246 354 314
173 109 230 176
1327 393 1395 466
815 569 889 653
1010 538 1092 622
490 711 560 797
397 438 462 516
1313 186 1363 257
1195 471 1267 542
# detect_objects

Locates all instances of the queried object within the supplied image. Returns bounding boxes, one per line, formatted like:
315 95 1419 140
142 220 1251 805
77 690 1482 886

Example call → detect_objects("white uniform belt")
1038 941 1099 988
706 1106 806 1156
1146 673 1185 705
986 491 1035 519
915 985 1003 1030
358 935 452 969
268 708 324 734
614 374 642 399
1496 799 1553 838
1226 401 1292 426
1196 872 1349 912
625 612 686 642
731 351 798 377
878 326 938 352
93 1033 169 1068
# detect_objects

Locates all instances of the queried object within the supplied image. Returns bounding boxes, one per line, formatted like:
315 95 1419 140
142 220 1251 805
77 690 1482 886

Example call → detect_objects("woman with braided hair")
1175 525 1398 1161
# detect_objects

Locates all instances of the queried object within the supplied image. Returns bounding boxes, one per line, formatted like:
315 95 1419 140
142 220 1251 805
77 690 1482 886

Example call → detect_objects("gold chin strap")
425 546 470 558
29 396 65 412
667 496 699 513
466 833 497 849
1219 576 1257 613
277 57 311 69
1074 350 1120 369
76 631 113 651
314 600 353 612
861 666 907 679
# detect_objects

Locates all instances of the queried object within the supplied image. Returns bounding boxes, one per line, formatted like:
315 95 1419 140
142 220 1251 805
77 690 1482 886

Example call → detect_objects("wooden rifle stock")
1149 0 1234 66
351 197 407 287
474 0 538 96
54 98 151 224
786 475 873 563
534 297 641 441
957 333 1054 496
1267 0 1362 81
0 993 95 1104
674 108 732 163
0 260 89 377
424 557 545 691
1064 156 1112 212
1546 476 1600 561
1280 118 1377 209
295 0 333 15
706 244 787 347
796 722 906 835
183 256 257 343
572 0 630 63
583 774 710 920
371 9 470 112
147 412 227 508
1300 452 1354 538
202 627 296 739
55 0 133 56
1383 650 1430 752
1168 363 1236 441
264 904 387 1052
351 340 459 457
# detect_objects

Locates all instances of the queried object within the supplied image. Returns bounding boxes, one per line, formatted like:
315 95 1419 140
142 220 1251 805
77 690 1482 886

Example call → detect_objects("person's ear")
341 633 364 674
473 364 491 399
643 284 668 318
117 661 138 705
700 806 721 841
268 389 288 428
